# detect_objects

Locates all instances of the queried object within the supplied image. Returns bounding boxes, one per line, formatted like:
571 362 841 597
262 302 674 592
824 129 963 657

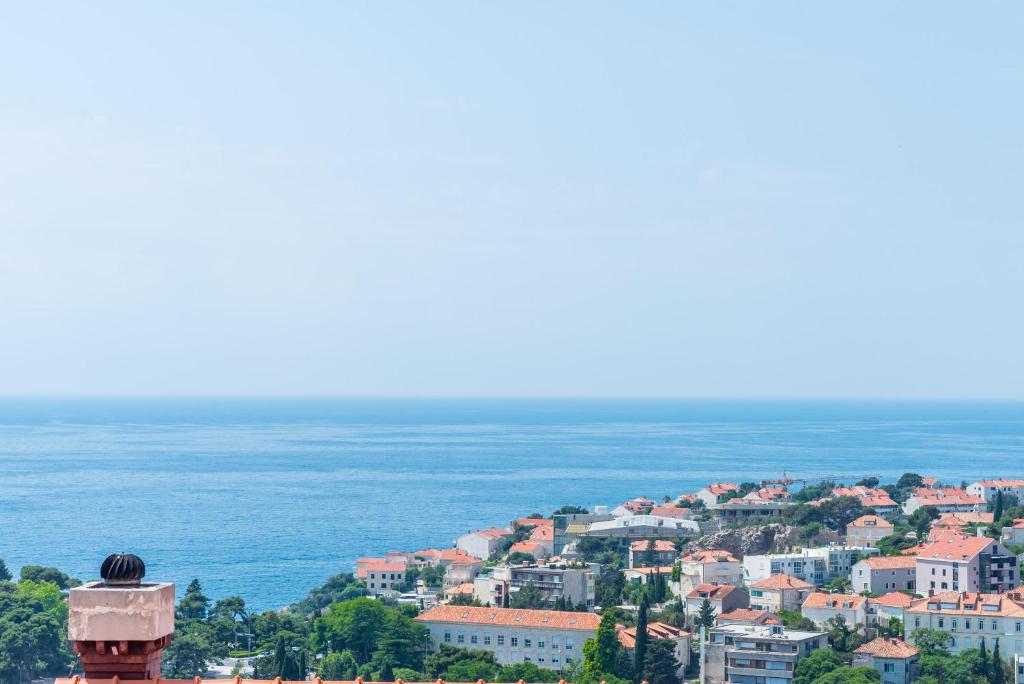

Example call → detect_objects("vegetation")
0 577 74 684
792 648 844 684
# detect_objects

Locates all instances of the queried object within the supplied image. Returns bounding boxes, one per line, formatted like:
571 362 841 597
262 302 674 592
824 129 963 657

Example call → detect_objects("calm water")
1 398 1023 610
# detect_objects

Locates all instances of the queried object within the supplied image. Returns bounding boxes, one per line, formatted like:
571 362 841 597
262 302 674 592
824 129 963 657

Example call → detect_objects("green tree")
162 628 216 678
695 598 716 634
978 638 990 680
634 593 649 680
826 615 863 653
0 585 72 684
177 579 211 622
670 562 681 583
495 661 564 683
446 658 497 682
291 573 366 615
777 609 818 631
640 639 679 684
17 565 77 590
811 666 880 683
856 477 880 488
908 506 940 541
792 648 843 684
506 552 536 565
423 644 497 679
319 650 358 680
0 561 11 582
583 611 622 678
993 491 1005 521
992 639 1006 684
827 577 853 593
315 597 388 664
909 627 952 657
553 505 589 515
510 581 549 609
375 609 429 671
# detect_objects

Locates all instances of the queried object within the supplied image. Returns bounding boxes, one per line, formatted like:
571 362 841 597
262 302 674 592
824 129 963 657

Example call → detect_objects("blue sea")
1 398 1023 611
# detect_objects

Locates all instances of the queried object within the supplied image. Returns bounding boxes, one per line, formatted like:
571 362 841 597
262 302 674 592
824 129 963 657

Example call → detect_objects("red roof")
802 592 866 610
649 506 691 518
687 583 739 600
859 556 916 570
917 535 994 562
750 573 814 591
514 517 554 529
680 549 739 563
870 592 916 608
630 539 676 552
616 621 689 648
416 605 601 630
855 637 919 659
706 482 738 495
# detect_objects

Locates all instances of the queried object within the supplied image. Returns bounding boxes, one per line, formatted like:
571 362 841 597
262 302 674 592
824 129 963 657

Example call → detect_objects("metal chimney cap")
100 553 146 586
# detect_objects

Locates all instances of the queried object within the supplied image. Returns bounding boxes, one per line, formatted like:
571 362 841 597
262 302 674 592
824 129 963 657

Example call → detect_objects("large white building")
742 545 880 587
456 528 513 560
415 605 600 669
906 592 1024 662
915 534 1018 596
968 479 1024 503
473 561 599 608
679 549 743 592
852 556 917 594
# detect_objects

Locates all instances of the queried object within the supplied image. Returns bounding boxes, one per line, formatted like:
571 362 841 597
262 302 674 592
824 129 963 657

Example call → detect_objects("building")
415 605 601 669
1016 654 1024 684
584 514 700 540
968 479 1024 503
648 505 692 519
685 583 749 618
709 498 786 521
363 562 406 594
915 534 1018 595
456 528 513 560
552 511 615 556
748 574 815 613
705 623 827 684
800 592 868 630
679 549 744 590
906 592 1024 661
742 545 880 587
828 487 900 519
716 608 778 627
697 483 739 508
624 566 675 586
903 487 985 515
867 592 916 631
852 556 917 594
612 496 658 516
473 560 600 609
629 539 677 568
852 637 921 684
847 515 894 548
617 622 691 676
445 557 485 587
1002 519 1024 546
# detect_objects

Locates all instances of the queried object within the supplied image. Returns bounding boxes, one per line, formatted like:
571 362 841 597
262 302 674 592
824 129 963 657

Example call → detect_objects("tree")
510 581 548 609
883 617 903 638
0 561 11 582
634 593 649 680
423 644 497 679
553 505 589 515
825 615 863 653
506 552 536 565
446 658 497 682
908 506 940 541
827 577 853 593
670 562 681 583
909 627 952 657
811 666 880 683
17 565 77 590
993 491 1005 522
792 648 843 684
640 639 679 684
162 628 216 678
177 579 211 622
273 634 304 680
375 609 429 671
583 611 622 678
0 584 72 684
978 638 990 681
896 473 924 492
495 661 564 683
319 651 358 680
856 477 880 488
992 639 1006 684
695 598 716 634
291 573 366 615
777 609 818 631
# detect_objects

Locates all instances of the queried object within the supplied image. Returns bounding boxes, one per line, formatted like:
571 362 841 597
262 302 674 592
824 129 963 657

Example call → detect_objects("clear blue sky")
1 3 1021 398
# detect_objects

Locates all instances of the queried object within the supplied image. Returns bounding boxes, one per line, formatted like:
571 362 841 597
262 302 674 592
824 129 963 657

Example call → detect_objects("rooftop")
629 539 676 552
616 621 689 648
858 556 916 570
687 583 739 600
907 592 1024 617
415 605 602 630
917 534 994 562
849 514 894 529
712 623 824 642
749 573 815 591
802 592 867 610
869 592 916 608
854 637 920 659
680 549 739 564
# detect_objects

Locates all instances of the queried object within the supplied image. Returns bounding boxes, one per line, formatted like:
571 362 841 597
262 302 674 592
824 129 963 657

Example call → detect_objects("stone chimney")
68 554 175 679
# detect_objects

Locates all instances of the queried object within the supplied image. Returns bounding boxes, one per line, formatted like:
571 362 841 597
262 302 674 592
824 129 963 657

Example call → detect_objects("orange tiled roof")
415 605 602 629
508 541 546 557
445 582 476 595
630 539 676 552
529 526 553 542
855 637 919 659
649 506 691 518
717 608 778 624
687 583 739 600
680 549 739 563
705 482 738 495
849 515 894 529
438 548 481 562
870 592 916 608
908 592 1024 617
469 527 512 539
802 592 866 610
859 556 916 570
974 479 1024 488
616 621 689 648
749 573 814 591
917 534 993 562
936 512 994 527
514 517 554 529
363 562 406 573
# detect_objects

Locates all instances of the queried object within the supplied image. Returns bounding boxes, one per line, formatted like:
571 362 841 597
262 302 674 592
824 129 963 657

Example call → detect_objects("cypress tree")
994 490 1005 523
634 593 650 681
993 640 1005 684
979 638 990 680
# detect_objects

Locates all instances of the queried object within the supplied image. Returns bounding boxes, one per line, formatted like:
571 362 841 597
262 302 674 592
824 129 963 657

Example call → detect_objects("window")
538 656 545 663
471 635 478 644
458 633 465 644
883 664 895 673
484 635 491 645
525 639 532 648
538 639 545 648
993 620 998 631
938 619 944 629
497 635 505 645
444 632 451 643
915 618 921 628
566 639 574 651
952 619 958 631
511 637 518 647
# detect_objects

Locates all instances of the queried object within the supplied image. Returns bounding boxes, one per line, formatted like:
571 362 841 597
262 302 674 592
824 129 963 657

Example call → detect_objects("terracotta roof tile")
415 605 601 630
616 621 689 648
917 535 993 562
859 556 916 570
802 592 866 609
854 637 919 659
629 540 676 552
849 515 894 529
680 549 739 563
749 573 814 590
869 592 915 608
687 583 739 600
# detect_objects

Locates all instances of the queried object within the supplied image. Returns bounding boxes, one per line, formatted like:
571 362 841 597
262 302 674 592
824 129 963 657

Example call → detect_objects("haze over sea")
2 398 1023 610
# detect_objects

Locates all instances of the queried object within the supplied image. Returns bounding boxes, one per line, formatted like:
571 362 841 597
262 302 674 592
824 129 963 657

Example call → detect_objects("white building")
679 549 743 592
473 561 599 608
903 487 985 515
743 545 880 587
915 534 1018 596
906 592 1024 662
968 479 1024 503
846 515 894 549
456 528 512 560
801 592 868 630
415 605 600 669
852 556 917 594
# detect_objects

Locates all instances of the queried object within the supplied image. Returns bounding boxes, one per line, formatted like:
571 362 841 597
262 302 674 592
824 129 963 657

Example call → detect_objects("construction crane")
759 471 882 488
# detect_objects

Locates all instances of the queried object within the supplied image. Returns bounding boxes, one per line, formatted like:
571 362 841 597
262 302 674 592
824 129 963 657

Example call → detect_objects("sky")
0 3 1022 399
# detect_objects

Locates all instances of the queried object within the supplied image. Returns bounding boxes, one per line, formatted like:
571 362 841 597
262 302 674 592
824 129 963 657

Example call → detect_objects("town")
8 473 1024 684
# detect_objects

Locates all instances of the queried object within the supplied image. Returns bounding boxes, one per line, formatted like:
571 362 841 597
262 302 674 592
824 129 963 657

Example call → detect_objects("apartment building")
846 515 894 548
415 605 600 669
905 592 1024 661
705 623 827 684
456 528 513 560
1003 520 1024 546
852 556 917 594
903 487 985 515
748 574 814 613
831 487 901 519
473 561 599 608
742 545 880 587
852 637 920 684
968 479 1024 503
697 483 739 507
915 534 1018 595
629 539 677 568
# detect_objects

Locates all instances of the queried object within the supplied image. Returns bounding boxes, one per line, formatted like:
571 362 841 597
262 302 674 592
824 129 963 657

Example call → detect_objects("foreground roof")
917 534 993 562
870 592 916 608
855 637 919 659
802 592 866 610
907 592 1024 617
415 605 602 629
680 549 739 563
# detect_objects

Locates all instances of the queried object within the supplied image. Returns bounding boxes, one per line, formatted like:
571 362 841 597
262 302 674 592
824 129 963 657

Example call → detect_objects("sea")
1 398 1023 611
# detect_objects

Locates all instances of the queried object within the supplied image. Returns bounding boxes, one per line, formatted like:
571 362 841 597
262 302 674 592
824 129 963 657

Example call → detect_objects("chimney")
68 554 175 680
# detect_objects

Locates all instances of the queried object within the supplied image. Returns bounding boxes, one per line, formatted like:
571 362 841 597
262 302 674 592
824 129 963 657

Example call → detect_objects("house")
800 592 868 630
624 566 675 586
852 556 917 594
629 539 677 568
967 479 1024 503
930 512 995 539
415 605 601 669
868 592 917 631
853 637 921 684
526 525 555 558
679 549 743 591
697 482 739 507
685 583 749 617
903 487 985 515
456 528 513 560
743 545 880 587
748 574 815 613
584 514 699 540
847 515 894 548
508 541 549 560
915 534 1018 595
716 608 778 627
513 517 554 530
705 623 827 684
473 560 600 609
1003 519 1024 546
830 487 900 519
648 505 692 519
355 558 407 594
612 497 658 517
616 622 691 676
905 592 1024 662
709 498 786 521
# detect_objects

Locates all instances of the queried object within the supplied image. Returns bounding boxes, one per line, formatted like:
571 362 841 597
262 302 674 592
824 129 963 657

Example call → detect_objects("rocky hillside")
684 523 840 557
